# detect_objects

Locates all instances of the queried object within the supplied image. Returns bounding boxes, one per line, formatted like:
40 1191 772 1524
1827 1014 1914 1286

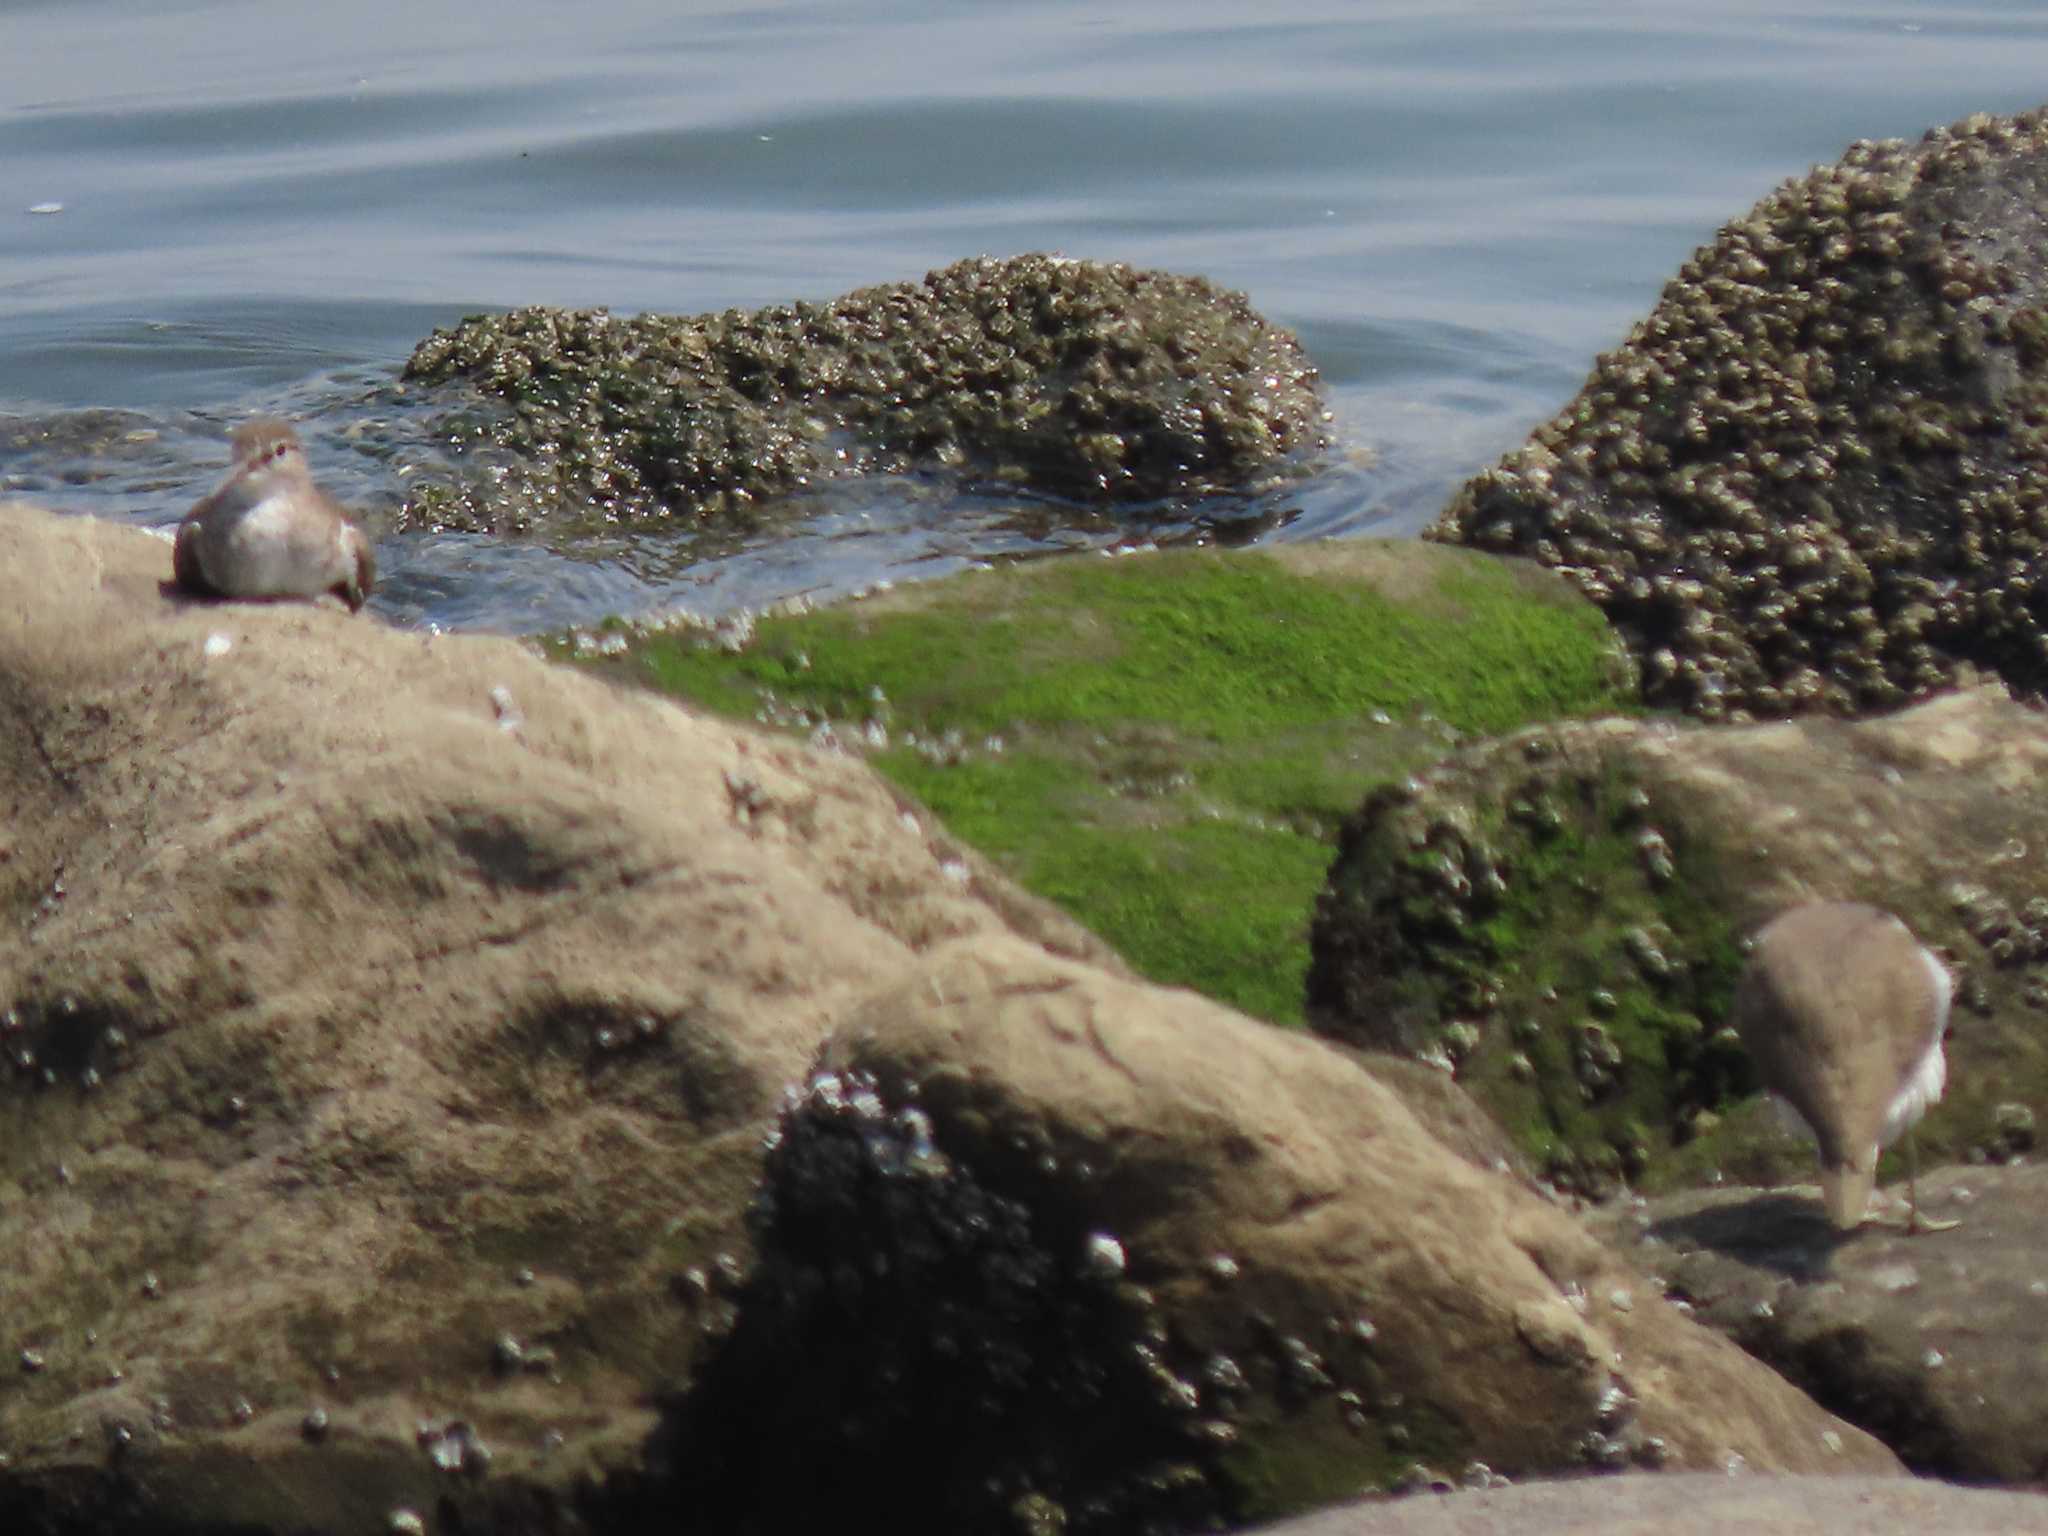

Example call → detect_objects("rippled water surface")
6 0 2048 630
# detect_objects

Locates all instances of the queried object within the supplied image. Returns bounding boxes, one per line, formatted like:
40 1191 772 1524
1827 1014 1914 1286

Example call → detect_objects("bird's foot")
1862 1193 1958 1234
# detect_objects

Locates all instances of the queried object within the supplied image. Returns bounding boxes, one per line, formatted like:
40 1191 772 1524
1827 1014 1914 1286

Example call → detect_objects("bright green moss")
588 541 1634 1025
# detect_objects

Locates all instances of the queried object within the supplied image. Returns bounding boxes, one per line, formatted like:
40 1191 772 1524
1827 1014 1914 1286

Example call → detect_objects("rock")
1592 1163 2048 1486
399 254 1329 533
0 503 1897 1530
1432 103 2048 722
1308 682 2048 1202
1250 1472 2048 1536
0 500 1109 1531
669 937 1898 1534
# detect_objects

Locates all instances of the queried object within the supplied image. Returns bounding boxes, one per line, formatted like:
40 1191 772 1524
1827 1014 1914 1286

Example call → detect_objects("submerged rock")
1433 104 2048 721
401 254 1329 533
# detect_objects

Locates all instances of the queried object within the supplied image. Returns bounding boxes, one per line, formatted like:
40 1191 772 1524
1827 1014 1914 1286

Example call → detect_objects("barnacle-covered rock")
400 254 1328 533
666 939 1898 1533
1432 105 2048 721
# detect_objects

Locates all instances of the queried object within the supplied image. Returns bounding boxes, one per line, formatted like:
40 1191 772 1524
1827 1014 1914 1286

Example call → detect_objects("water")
6 0 2048 631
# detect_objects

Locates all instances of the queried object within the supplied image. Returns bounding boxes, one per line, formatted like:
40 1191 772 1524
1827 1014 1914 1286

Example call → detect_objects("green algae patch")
1308 730 1756 1196
1219 1402 1467 1525
1219 1425 1394 1526
590 540 1634 1024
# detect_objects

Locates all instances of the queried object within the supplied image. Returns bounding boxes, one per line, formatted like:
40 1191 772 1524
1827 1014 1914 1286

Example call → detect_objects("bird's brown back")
1730 902 1942 1168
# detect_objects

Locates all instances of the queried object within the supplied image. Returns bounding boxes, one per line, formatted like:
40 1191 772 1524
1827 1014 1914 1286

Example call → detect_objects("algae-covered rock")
577 539 1633 1026
1307 719 1751 1198
1433 105 2048 722
666 939 1898 1534
400 254 1328 534
1308 682 2048 1202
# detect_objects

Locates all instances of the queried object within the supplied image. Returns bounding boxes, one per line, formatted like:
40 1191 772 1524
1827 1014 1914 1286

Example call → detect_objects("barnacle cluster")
401 254 1327 534
667 1068 1229 1535
1434 106 2048 720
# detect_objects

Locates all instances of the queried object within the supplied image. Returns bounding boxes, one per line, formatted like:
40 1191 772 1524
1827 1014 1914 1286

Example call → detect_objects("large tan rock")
0 502 1107 1531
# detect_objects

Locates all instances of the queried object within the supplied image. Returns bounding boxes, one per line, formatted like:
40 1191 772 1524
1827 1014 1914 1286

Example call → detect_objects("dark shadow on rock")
651 1068 1235 1536
1601 1168 2048 1483
1744 1316 1962 1480
1647 1191 1853 1280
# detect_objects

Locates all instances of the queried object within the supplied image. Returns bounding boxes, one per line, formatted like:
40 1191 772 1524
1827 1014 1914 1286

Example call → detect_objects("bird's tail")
1820 1161 1877 1230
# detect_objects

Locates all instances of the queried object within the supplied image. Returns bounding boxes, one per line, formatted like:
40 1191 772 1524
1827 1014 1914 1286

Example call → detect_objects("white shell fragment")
1081 1233 1126 1279
489 685 523 731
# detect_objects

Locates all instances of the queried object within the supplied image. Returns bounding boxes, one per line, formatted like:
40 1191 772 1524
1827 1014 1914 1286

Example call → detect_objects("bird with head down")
1730 901 1957 1234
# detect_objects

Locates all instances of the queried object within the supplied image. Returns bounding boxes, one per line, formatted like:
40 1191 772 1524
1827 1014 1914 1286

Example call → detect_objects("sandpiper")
173 419 375 612
1730 901 1956 1233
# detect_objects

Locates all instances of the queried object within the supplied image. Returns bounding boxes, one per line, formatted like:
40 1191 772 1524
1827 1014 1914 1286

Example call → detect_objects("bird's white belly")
215 494 324 596
1879 945 1953 1148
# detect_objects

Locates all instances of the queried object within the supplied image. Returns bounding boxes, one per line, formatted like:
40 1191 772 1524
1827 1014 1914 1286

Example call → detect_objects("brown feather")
1730 902 1948 1230
228 417 305 469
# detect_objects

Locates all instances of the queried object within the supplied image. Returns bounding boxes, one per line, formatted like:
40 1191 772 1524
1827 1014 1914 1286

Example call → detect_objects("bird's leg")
1860 1133 1959 1233
1904 1129 1959 1235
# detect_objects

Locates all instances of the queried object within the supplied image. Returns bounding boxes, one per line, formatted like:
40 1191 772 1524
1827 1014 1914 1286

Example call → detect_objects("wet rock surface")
0 502 1899 1531
400 253 1329 534
1591 1164 2048 1487
1433 104 2048 722
1308 683 2048 1203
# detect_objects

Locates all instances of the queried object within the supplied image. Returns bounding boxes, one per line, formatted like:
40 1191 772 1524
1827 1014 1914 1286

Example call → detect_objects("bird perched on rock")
173 419 375 612
1730 901 1956 1233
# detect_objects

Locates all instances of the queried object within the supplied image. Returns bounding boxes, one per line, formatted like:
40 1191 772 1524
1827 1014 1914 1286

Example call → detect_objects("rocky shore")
0 506 1898 1534
11 98 2048 1536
